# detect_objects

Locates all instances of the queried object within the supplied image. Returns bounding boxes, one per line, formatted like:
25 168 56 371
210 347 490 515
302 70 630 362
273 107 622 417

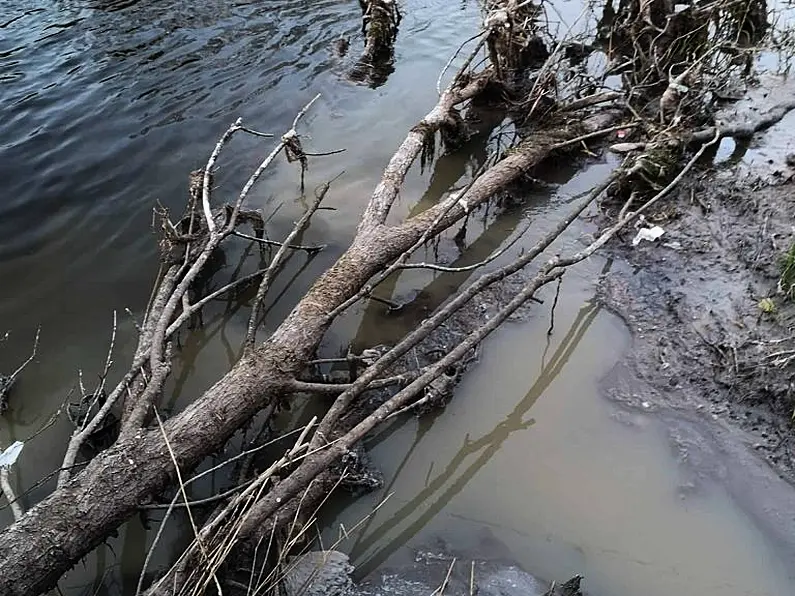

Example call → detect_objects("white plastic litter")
632 225 665 246
0 441 23 469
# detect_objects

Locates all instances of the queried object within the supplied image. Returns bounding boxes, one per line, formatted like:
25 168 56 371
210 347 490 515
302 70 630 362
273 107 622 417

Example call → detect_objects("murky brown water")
2 1 795 595
322 167 795 596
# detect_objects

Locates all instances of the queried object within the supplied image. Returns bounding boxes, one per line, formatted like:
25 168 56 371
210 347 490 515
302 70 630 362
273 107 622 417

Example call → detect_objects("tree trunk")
0 103 624 596
0 3 646 593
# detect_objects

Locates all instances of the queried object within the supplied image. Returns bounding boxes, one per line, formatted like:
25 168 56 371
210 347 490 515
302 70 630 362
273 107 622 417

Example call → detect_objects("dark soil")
597 143 795 483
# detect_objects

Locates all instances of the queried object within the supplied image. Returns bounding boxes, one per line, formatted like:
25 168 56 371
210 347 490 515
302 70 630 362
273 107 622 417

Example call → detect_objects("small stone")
283 551 354 596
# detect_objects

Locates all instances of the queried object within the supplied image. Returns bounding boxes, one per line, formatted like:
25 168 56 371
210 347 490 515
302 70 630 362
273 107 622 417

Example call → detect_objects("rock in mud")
283 550 355 596
541 574 582 596
479 565 548 596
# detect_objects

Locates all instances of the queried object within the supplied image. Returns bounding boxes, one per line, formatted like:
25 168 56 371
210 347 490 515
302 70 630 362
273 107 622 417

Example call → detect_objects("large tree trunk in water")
0 236 420 594
0 76 622 596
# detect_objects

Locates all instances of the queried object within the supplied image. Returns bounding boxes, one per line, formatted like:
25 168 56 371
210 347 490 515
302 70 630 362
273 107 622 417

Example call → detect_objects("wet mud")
596 76 795 585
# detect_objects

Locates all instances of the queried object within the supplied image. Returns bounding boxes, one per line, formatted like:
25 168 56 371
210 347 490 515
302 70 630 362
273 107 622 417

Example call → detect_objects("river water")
1 1 795 595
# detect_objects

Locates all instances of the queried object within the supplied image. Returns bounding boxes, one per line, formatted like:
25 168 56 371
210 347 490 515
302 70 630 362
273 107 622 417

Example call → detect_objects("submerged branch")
0 327 39 413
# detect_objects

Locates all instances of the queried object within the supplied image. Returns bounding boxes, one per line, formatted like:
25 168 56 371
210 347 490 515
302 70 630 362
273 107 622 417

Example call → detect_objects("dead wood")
349 0 402 87
0 0 782 594
0 328 39 413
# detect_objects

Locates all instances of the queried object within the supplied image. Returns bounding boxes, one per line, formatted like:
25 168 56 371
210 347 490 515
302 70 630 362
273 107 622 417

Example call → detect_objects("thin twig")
165 268 269 338
135 424 309 595
437 31 486 95
153 409 223 596
303 148 346 157
232 231 325 254
560 128 721 262
139 478 256 510
431 558 456 596
203 119 243 235
289 372 417 394
83 311 117 430
0 468 23 521
136 490 180 596
550 122 638 151
7 326 40 384
399 220 532 272
245 181 332 347
239 126 274 138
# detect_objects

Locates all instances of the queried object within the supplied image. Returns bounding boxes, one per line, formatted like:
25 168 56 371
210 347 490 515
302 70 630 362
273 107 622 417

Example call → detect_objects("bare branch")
559 130 721 266
0 327 40 413
84 311 117 430
232 231 325 254
0 469 23 522
245 182 332 347
203 119 243 236
358 40 490 231
437 31 486 95
289 372 416 394
7 327 40 384
239 126 274 138
399 220 532 273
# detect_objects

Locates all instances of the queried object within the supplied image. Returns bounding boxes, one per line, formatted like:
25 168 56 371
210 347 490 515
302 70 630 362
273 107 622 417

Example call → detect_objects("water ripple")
0 0 480 330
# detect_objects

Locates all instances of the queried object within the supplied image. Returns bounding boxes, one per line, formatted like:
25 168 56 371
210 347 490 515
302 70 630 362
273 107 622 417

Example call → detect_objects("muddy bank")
599 148 795 474
595 77 795 577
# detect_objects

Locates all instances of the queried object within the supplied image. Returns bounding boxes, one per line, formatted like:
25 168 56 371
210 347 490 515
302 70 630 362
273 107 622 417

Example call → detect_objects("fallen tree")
348 0 402 86
0 0 790 594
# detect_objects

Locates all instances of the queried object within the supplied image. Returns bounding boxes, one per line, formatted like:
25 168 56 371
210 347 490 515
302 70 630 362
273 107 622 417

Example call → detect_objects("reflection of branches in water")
356 206 527 350
352 163 601 353
346 299 602 576
349 132 495 352
350 128 548 353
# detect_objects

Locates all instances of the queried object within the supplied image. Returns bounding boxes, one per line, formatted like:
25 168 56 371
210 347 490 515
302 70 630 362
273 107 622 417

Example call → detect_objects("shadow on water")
348 297 604 577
